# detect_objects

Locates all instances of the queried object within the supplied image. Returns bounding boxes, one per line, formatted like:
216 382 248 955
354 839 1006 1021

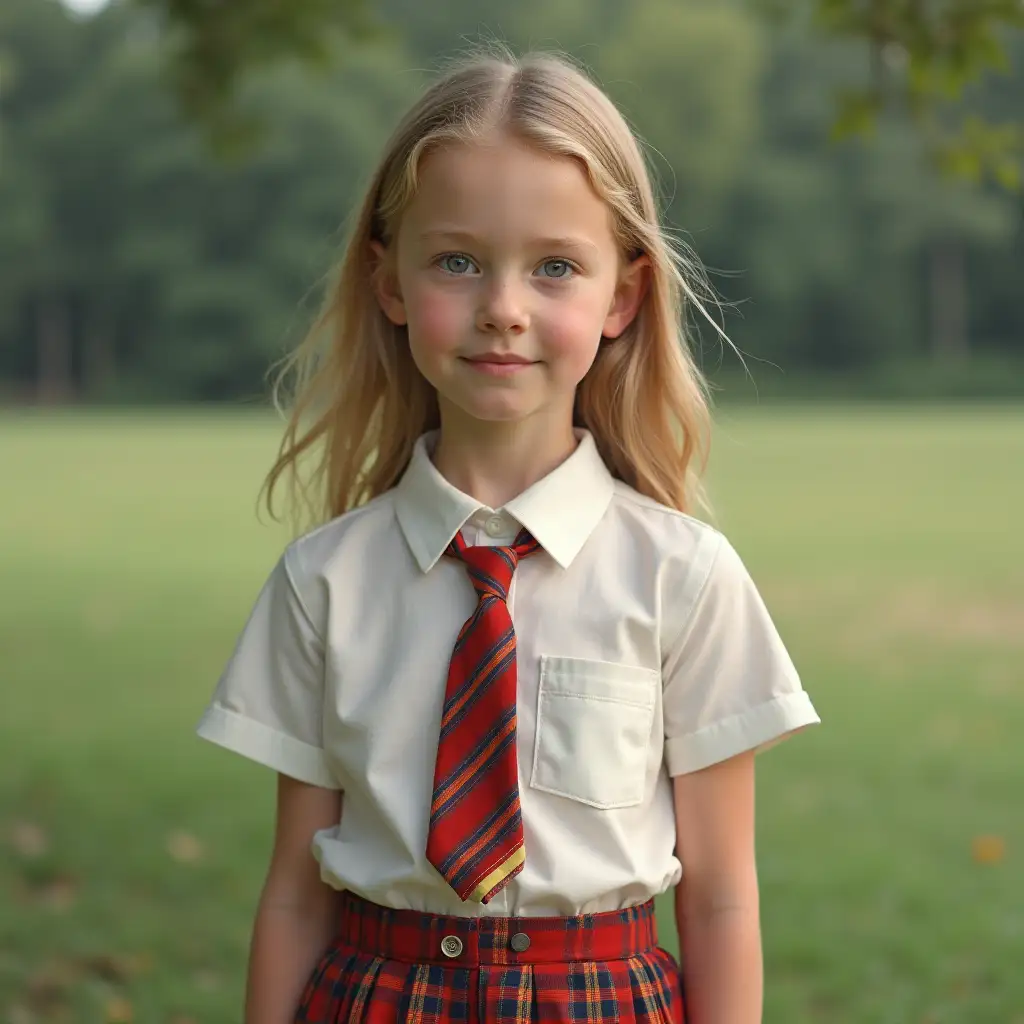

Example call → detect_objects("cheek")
405 283 467 356
540 295 606 373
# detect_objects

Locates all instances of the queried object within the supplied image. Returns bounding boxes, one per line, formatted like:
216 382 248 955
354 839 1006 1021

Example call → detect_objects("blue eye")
439 254 477 275
537 259 574 279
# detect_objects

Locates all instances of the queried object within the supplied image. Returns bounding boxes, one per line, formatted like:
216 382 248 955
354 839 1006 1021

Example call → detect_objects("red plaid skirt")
295 891 684 1022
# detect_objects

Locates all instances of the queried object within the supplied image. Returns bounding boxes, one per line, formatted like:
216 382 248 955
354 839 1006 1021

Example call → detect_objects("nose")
476 276 529 335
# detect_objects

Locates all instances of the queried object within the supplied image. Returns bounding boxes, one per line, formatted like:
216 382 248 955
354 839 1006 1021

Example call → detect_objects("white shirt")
197 430 819 917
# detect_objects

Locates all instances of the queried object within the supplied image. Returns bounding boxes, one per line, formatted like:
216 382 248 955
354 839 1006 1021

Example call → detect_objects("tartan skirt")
295 891 685 1022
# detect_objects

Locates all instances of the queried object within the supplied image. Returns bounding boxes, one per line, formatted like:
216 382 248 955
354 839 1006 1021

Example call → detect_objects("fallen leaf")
971 834 1006 865
76 950 154 982
166 831 204 864
79 953 132 984
10 821 49 858
105 997 134 1023
125 951 155 976
25 961 75 1012
37 876 79 912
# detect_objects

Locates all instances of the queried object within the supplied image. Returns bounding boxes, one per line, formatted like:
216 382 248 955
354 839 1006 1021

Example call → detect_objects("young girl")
197 49 819 1024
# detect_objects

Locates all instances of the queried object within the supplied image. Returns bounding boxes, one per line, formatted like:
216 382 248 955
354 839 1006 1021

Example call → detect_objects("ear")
602 253 651 339
370 241 408 326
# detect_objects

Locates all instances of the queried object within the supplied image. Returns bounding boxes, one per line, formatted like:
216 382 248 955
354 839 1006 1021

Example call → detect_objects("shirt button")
510 932 530 953
440 935 463 959
484 515 505 538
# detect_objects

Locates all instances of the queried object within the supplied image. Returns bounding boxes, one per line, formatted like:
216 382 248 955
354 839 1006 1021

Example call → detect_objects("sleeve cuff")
665 691 820 776
196 704 337 789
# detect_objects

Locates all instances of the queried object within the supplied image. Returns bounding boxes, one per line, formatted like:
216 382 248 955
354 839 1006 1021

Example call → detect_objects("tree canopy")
143 0 1024 185
0 0 1021 403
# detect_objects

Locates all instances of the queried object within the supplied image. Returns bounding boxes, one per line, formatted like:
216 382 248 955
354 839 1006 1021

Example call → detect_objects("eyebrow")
418 229 600 255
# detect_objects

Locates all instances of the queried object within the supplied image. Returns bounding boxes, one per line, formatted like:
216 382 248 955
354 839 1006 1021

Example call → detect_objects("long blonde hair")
263 48 721 529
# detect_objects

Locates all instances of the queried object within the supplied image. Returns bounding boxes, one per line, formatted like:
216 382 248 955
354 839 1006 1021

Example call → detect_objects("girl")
197 49 820 1024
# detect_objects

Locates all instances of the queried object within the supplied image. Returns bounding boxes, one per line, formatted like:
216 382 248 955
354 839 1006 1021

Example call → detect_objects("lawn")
2 405 1022 1023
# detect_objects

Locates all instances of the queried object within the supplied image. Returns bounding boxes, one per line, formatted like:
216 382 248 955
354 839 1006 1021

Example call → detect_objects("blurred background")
1 1 1022 1021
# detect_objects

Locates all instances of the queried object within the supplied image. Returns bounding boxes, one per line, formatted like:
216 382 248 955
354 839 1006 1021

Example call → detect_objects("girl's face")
373 133 648 430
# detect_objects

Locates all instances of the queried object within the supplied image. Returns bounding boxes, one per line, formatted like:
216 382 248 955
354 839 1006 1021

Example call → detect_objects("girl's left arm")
672 750 763 1024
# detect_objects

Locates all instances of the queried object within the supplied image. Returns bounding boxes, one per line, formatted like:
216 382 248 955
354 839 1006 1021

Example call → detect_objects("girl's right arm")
244 774 344 1024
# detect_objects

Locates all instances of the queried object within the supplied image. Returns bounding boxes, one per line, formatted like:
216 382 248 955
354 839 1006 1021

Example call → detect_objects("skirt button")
441 935 464 959
510 932 530 953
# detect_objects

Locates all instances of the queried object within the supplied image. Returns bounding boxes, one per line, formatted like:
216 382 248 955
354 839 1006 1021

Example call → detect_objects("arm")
245 774 344 1024
672 750 763 1024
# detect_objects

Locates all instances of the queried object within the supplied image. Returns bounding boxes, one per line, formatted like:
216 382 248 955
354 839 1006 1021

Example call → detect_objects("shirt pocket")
529 655 659 810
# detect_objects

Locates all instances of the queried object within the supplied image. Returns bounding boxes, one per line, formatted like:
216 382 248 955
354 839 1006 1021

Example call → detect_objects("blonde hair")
263 48 721 528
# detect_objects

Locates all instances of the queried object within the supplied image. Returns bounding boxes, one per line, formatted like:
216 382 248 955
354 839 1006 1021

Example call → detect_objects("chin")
449 395 538 424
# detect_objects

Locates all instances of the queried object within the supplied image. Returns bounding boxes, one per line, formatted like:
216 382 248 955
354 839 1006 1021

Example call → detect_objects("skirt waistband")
336 891 660 967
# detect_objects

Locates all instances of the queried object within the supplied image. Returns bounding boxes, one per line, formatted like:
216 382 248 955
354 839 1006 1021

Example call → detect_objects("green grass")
2 405 1022 1022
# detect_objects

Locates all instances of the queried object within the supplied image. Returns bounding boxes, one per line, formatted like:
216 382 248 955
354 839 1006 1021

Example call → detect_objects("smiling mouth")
460 356 537 375
464 355 536 365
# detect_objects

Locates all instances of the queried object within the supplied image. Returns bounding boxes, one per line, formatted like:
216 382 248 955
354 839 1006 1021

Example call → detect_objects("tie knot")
447 528 540 602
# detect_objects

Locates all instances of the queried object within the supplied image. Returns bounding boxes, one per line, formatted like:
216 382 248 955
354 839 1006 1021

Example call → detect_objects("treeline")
1 0 1022 403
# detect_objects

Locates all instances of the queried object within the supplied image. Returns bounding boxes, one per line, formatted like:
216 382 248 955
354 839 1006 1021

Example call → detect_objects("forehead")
398 135 617 250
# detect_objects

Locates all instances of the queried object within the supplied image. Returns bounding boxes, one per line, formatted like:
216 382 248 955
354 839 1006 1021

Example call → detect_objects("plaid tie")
426 526 541 903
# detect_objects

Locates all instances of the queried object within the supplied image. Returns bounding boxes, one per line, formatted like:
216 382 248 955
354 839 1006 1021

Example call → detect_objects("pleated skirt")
295 891 684 1023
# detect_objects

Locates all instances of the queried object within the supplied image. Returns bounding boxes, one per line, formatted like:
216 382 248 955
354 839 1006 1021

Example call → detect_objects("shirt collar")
394 429 615 572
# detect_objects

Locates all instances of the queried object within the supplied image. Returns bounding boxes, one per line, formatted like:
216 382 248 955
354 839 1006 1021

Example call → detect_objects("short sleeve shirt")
197 429 820 917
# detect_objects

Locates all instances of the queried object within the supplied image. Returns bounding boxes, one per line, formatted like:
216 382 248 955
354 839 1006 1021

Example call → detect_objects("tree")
131 0 375 148
0 0 100 399
134 0 1024 186
792 0 1024 188
2 0 1020 402
596 0 764 227
0 0 419 401
128 0 1023 367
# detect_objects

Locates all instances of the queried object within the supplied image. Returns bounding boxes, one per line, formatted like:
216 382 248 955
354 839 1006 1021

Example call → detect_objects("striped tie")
426 527 541 903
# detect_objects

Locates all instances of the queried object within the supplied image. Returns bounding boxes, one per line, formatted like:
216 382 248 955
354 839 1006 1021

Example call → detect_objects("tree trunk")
36 296 74 403
83 311 115 400
928 236 968 362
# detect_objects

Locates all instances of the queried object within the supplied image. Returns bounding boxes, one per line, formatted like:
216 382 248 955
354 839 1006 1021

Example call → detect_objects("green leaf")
830 89 882 141
992 160 1021 191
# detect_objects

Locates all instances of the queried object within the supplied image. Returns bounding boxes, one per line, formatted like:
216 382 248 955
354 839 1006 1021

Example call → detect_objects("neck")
432 405 578 508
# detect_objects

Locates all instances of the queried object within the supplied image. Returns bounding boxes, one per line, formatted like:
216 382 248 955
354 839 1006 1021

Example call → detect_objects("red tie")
426 527 541 903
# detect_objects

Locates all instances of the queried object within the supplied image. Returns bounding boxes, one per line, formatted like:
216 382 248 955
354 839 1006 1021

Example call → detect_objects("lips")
465 354 534 365
460 353 537 377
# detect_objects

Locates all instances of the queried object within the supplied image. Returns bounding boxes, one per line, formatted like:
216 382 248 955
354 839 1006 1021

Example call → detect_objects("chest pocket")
529 655 659 810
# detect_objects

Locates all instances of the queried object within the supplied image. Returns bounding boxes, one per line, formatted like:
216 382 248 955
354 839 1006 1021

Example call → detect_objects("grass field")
2 406 1022 1023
